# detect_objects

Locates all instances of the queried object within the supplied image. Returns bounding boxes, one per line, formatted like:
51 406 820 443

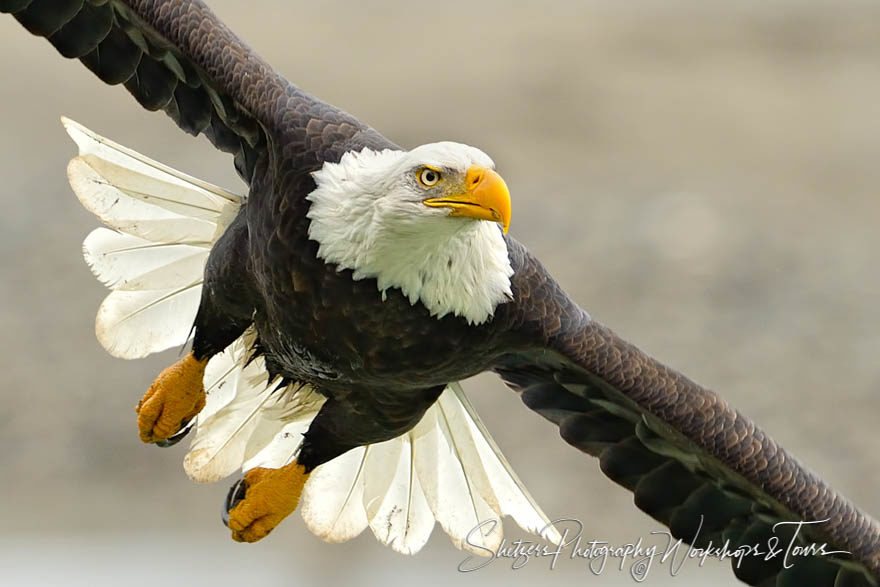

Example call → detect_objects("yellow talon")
136 352 207 444
226 461 310 543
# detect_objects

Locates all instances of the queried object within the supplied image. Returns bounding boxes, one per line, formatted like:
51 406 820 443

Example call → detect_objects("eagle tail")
64 118 559 553
63 116 242 359
187 334 562 554
298 381 564 553
183 331 322 484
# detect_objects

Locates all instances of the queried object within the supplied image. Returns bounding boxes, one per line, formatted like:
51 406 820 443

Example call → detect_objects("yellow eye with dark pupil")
419 168 441 187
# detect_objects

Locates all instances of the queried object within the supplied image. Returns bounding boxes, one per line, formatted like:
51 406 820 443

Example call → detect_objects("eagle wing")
498 241 880 585
2 0 395 182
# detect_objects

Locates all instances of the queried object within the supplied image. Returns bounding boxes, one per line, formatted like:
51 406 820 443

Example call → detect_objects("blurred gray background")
1 1 878 585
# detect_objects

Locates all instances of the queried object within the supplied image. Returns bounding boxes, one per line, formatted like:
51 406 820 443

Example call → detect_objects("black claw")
222 476 249 527
154 419 194 448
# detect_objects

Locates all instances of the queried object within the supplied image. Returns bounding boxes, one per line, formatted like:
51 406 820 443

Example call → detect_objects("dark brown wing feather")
497 241 880 586
2 0 395 182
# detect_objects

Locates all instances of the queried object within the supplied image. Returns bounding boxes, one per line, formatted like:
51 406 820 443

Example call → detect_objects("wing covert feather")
3 0 396 182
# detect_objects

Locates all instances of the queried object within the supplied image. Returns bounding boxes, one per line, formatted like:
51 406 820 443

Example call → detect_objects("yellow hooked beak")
423 166 512 233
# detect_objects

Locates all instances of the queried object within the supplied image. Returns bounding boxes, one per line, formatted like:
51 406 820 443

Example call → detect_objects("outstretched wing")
498 241 880 586
2 0 395 183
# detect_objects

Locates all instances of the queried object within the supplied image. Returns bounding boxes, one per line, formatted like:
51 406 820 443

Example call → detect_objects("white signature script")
458 517 850 580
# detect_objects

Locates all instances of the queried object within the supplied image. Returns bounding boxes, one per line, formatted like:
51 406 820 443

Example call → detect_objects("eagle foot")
223 462 310 543
135 352 207 444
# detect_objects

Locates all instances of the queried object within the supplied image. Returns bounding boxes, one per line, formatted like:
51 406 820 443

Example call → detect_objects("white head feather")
306 142 514 325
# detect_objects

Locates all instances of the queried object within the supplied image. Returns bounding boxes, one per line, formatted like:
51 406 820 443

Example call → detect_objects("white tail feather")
448 383 563 544
84 229 210 292
184 338 323 483
241 420 312 472
62 117 240 212
300 446 372 542
65 118 558 555
94 283 203 359
411 401 504 554
183 356 284 483
364 435 435 554
63 116 241 358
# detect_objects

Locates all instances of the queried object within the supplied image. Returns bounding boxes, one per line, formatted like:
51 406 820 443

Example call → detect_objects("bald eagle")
3 1 878 585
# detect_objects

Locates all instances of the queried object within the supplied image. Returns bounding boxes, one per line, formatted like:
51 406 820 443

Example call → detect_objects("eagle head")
306 142 515 324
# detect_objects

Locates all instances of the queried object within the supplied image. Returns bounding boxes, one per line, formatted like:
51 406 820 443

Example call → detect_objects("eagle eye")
417 167 441 188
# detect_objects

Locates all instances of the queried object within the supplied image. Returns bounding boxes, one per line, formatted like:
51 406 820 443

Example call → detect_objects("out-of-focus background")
1 1 878 585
